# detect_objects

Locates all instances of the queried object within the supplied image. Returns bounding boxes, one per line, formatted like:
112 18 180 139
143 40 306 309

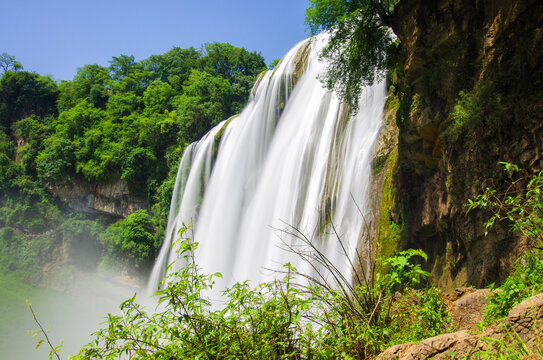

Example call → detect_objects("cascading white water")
148 34 386 294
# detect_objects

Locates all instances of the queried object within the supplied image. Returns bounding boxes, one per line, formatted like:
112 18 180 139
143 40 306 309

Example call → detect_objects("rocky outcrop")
444 288 494 330
387 0 543 289
52 177 148 219
505 293 543 343
377 331 478 360
378 292 543 359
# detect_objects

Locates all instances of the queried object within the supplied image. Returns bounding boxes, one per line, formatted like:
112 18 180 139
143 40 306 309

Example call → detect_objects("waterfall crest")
148 35 386 293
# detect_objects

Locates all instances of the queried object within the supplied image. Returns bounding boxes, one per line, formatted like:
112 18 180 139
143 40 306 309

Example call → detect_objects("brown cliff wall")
387 0 543 289
51 177 148 219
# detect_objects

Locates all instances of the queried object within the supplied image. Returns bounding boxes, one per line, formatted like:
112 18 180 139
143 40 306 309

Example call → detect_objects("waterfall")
147 34 386 294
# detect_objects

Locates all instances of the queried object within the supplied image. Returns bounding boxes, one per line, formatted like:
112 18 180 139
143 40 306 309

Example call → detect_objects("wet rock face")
389 0 543 289
52 178 148 219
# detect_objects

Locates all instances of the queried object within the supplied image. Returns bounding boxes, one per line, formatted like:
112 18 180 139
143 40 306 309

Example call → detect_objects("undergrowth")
32 224 449 359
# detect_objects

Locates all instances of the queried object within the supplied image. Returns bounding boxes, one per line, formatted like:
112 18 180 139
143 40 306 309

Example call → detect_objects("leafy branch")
27 301 62 360
466 162 543 249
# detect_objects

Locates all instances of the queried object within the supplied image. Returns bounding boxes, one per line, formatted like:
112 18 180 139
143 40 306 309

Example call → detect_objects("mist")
1 272 143 360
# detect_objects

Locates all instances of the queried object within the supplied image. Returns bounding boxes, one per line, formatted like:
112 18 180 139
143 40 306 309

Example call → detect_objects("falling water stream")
148 34 386 294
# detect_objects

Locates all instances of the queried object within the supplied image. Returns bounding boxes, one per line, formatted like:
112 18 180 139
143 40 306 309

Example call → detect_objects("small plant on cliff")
466 162 543 248
466 162 543 323
447 81 502 140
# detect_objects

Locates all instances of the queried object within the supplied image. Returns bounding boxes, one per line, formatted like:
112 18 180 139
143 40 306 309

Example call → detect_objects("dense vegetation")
0 44 267 279
57 227 449 359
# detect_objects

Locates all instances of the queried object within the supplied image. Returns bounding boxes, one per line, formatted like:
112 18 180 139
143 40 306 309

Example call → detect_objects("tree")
199 43 266 112
143 80 175 115
57 64 110 111
35 136 76 181
174 70 232 142
121 146 157 194
142 47 201 87
305 0 399 111
0 53 22 73
0 71 58 129
109 54 138 81
101 209 155 269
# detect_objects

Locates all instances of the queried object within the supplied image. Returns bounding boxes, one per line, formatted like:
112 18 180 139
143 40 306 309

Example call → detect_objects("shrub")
0 227 57 283
100 210 155 269
484 253 543 323
467 162 543 323
467 162 542 248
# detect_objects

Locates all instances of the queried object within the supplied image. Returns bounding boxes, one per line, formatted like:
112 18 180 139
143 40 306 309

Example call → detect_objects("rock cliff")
51 177 148 219
372 0 543 289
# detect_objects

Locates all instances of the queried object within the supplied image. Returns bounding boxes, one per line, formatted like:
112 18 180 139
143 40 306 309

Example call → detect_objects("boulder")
505 293 543 342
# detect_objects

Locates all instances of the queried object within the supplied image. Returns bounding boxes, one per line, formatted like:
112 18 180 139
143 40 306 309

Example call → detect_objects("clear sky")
2 0 311 81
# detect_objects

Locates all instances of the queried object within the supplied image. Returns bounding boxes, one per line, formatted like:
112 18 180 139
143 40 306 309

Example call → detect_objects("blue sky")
2 0 311 81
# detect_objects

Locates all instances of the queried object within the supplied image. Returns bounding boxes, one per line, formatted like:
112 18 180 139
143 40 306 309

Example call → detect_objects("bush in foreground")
31 224 449 359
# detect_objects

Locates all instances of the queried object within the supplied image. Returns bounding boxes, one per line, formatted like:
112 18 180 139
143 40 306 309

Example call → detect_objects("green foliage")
36 136 76 181
466 163 543 246
57 64 110 111
11 115 52 174
106 91 143 118
467 162 543 323
378 248 429 293
142 80 175 114
448 81 502 139
268 58 280 69
483 253 543 323
305 0 399 111
471 330 543 359
0 70 58 130
142 47 200 87
121 146 157 194
101 210 155 269
0 52 23 73
385 287 449 345
0 227 57 283
174 70 232 142
451 90 481 129
67 224 447 360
